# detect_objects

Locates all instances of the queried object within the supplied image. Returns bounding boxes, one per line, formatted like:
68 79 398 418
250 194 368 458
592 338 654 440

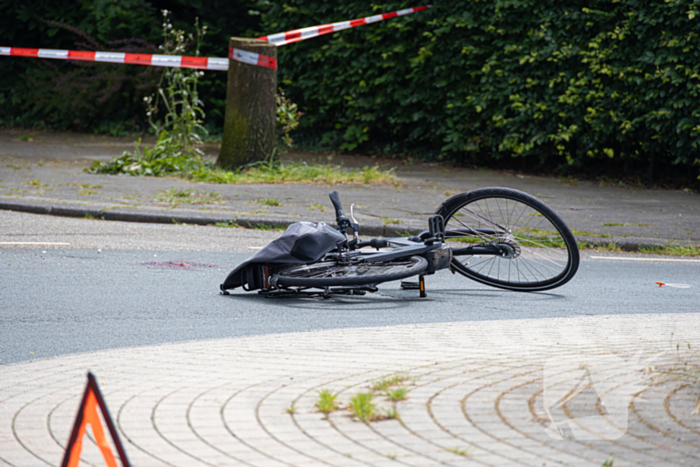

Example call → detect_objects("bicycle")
220 188 580 298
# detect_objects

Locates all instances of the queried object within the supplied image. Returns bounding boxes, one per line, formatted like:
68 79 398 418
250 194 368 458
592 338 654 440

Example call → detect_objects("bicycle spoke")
441 192 575 287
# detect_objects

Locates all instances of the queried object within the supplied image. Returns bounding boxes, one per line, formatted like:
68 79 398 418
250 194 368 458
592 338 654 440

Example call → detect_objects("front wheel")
436 188 579 292
272 256 428 288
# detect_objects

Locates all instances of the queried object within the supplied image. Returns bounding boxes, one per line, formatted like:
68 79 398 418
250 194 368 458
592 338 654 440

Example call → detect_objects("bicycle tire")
272 256 428 288
436 187 579 292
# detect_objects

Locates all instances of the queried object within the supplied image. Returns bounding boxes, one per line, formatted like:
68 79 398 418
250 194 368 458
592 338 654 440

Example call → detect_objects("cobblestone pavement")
2 314 699 467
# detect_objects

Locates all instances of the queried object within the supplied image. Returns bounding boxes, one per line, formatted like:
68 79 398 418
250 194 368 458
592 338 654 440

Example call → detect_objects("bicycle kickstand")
401 275 427 298
419 275 427 298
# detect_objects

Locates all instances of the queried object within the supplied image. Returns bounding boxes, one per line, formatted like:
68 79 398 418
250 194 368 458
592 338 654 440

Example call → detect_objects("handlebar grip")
329 191 345 219
370 238 389 249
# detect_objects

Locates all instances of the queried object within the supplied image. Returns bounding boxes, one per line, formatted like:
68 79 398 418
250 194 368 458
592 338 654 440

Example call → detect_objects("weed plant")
315 389 339 417
446 447 469 457
277 88 302 148
593 242 623 253
156 188 221 205
382 218 402 226
86 10 207 176
147 12 207 157
348 392 402 422
286 402 296 414
371 374 409 392
213 221 239 228
645 342 700 390
639 243 700 256
258 198 282 207
385 386 408 402
88 145 396 185
383 407 400 420
348 392 377 423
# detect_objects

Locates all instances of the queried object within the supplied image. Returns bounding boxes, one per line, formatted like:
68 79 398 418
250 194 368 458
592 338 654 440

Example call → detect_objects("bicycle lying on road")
220 188 580 298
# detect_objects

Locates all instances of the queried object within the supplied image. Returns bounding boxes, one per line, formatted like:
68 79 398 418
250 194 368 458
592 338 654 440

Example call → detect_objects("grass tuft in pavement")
446 447 470 457
348 392 378 422
88 144 397 186
315 389 340 418
370 374 409 392
156 188 221 205
187 161 396 185
639 243 700 256
385 386 408 402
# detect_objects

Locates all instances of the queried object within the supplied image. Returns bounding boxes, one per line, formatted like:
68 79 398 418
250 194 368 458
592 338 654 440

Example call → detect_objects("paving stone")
1 315 699 466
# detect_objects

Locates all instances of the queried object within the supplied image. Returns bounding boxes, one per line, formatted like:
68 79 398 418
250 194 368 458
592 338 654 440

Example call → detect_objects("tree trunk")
217 37 277 170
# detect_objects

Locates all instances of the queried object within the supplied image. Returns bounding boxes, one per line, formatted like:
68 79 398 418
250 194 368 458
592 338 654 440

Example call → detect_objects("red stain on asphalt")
141 261 215 269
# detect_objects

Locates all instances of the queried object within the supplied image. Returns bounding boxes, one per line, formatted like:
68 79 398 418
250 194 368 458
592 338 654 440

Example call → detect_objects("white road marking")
655 282 692 288
590 256 700 263
0 242 70 245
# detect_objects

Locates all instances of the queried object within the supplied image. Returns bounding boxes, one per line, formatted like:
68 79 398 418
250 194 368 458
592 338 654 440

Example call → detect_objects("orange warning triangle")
61 372 130 467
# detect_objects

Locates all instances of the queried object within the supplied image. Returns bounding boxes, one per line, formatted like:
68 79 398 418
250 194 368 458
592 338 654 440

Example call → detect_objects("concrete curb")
0 199 671 252
0 199 425 238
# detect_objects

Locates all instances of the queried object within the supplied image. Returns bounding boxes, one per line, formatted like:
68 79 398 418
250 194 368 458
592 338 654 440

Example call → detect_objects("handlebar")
356 238 390 249
329 191 345 220
329 191 359 239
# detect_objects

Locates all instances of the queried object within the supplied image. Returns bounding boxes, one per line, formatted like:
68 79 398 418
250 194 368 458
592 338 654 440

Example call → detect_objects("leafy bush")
87 133 204 176
0 0 262 132
263 0 700 178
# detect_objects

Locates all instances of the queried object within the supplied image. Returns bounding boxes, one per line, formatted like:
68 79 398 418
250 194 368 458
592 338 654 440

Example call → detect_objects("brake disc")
496 238 521 259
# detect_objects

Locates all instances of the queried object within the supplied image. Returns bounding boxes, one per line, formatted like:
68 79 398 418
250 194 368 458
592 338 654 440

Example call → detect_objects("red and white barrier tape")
229 48 276 70
1 5 429 70
257 6 430 46
0 46 275 70
0 46 229 70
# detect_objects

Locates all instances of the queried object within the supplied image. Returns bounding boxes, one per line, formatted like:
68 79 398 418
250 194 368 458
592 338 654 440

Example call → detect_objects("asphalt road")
1 211 698 366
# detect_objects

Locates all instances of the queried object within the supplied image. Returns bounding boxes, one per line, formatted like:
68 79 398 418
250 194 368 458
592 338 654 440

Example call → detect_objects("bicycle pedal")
400 280 420 290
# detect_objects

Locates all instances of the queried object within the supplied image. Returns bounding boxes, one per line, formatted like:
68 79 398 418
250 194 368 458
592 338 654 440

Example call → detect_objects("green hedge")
3 1 699 179
262 0 700 174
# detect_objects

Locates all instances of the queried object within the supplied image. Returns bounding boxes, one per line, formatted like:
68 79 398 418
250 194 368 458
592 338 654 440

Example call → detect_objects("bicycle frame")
326 197 512 273
346 231 511 262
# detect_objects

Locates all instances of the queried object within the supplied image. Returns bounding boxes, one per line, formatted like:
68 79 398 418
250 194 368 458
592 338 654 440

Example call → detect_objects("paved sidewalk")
1 130 699 249
1 314 699 467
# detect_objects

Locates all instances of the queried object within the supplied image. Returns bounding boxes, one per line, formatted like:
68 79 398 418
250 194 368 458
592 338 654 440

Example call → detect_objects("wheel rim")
445 195 574 288
274 257 427 287
278 259 421 280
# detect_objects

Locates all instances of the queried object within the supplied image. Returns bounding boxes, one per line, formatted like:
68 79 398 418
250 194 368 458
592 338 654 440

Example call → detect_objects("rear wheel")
436 188 579 291
272 256 428 288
